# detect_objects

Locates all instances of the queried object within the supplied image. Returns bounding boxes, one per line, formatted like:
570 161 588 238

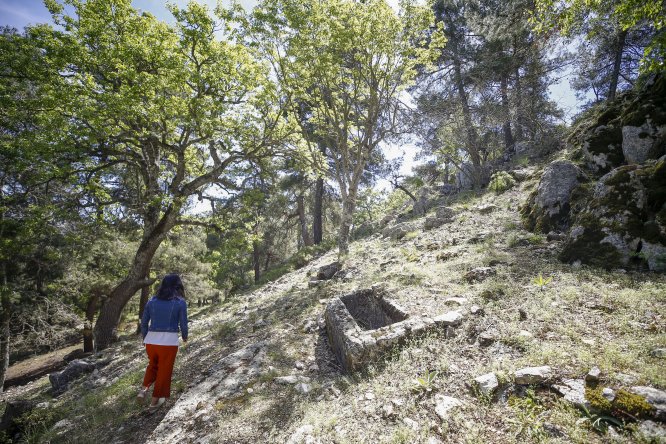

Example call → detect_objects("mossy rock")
561 158 666 271
585 386 655 420
582 124 624 175
567 74 666 176
520 160 585 233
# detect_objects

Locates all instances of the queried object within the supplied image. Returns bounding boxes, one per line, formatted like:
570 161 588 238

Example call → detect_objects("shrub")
488 171 516 194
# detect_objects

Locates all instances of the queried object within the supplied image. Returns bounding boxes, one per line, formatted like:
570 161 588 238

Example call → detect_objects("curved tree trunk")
93 209 176 350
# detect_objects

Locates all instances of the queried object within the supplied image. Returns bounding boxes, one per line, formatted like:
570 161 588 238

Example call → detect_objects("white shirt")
144 331 180 346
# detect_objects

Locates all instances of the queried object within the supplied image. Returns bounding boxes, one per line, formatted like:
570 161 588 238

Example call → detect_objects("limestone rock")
581 124 624 175
464 267 496 283
514 366 553 385
520 160 585 233
477 331 496 347
49 359 96 395
317 262 341 280
552 379 590 409
637 420 666 441
622 122 665 164
473 372 499 396
275 375 310 385
560 157 666 272
434 395 463 420
629 386 666 421
435 206 456 220
585 366 602 384
650 348 666 358
286 424 317 444
382 222 418 241
477 204 498 214
602 387 616 402
424 215 452 230
146 342 266 444
433 311 463 327
470 305 484 316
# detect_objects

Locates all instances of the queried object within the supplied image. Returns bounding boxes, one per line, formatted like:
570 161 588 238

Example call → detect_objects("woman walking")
138 274 189 411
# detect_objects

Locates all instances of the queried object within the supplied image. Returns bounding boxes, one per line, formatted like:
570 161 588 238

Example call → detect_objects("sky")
0 0 581 191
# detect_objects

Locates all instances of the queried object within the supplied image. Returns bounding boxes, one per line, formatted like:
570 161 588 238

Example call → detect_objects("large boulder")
49 359 96 395
521 160 586 233
620 74 666 165
622 122 666 164
317 262 341 280
382 222 418 241
569 75 666 175
560 157 666 271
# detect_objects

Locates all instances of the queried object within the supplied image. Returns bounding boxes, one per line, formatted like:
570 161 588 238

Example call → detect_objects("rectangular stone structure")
325 287 424 374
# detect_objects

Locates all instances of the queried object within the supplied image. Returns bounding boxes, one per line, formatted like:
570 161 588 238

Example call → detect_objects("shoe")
136 387 149 404
148 397 166 412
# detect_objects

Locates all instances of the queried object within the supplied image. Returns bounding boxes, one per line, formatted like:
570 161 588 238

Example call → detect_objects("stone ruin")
325 286 463 373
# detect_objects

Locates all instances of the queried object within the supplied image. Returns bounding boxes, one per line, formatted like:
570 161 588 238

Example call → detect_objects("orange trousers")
142 344 178 398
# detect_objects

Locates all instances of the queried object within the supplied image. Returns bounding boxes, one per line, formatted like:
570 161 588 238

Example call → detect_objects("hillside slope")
2 171 666 444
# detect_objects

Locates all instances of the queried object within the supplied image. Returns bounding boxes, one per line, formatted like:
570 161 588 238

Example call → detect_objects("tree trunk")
313 177 324 245
514 65 524 142
313 144 326 245
608 29 627 102
500 74 515 153
84 293 100 353
338 188 358 258
447 17 483 188
135 279 150 335
395 184 417 202
0 289 10 393
93 209 175 351
297 194 313 247
253 240 261 284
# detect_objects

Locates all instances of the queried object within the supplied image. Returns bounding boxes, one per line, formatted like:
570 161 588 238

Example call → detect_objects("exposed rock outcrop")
523 75 666 272
560 157 666 271
521 160 585 233
49 359 96 395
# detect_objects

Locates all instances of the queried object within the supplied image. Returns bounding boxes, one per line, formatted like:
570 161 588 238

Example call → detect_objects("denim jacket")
141 296 188 340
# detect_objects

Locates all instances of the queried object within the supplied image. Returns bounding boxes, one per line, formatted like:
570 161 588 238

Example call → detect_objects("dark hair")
156 274 185 300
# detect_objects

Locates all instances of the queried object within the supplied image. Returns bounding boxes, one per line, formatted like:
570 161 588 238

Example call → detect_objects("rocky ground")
1 168 665 444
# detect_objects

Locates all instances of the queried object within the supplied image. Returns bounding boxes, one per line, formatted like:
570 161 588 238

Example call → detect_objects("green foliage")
411 369 438 394
533 0 665 73
508 389 547 440
250 0 443 254
533 273 553 291
488 171 517 194
256 240 336 286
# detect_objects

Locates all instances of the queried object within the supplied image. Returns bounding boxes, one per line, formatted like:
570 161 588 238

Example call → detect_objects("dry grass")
7 181 666 444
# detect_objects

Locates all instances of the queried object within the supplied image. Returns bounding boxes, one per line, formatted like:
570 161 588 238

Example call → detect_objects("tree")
252 0 442 257
28 0 292 350
570 21 653 104
533 0 665 74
